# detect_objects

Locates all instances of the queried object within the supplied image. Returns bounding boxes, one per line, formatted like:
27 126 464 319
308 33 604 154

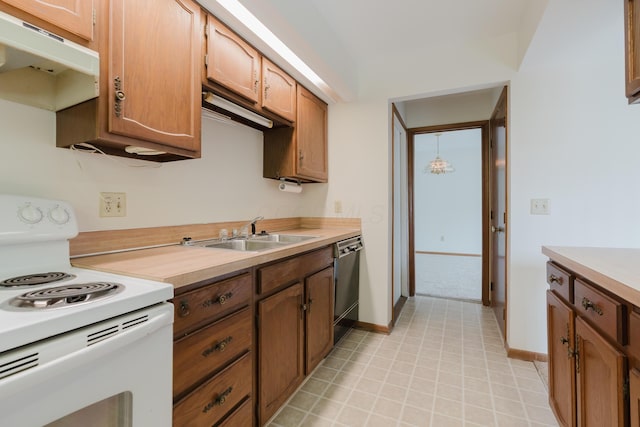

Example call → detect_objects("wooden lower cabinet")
172 271 254 426
258 283 305 424
305 266 334 374
631 368 640 427
546 261 630 427
575 317 627 427
257 246 335 425
547 290 576 427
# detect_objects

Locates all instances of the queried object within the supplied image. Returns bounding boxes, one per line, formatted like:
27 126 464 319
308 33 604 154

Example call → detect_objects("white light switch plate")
530 198 549 215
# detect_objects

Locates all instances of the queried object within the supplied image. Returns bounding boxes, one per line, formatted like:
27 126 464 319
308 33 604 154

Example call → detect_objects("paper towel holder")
278 178 302 193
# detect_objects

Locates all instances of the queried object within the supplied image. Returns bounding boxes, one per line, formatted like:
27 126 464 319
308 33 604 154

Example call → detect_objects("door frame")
407 121 491 305
391 104 409 326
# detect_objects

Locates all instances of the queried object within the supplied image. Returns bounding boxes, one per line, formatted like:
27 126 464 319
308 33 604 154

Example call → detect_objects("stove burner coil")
9 282 124 309
0 272 76 287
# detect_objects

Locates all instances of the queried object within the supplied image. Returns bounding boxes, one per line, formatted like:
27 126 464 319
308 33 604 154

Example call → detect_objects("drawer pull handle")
178 300 190 317
203 387 233 413
581 297 603 315
203 292 233 308
549 274 563 285
202 336 233 357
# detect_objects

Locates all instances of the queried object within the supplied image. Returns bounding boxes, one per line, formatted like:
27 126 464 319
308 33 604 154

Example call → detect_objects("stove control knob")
48 205 70 225
18 203 43 224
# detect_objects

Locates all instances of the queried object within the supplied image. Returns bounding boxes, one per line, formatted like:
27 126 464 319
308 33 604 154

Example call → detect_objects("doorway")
408 122 491 305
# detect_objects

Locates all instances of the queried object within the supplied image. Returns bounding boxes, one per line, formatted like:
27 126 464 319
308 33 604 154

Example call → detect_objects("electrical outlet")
334 200 343 214
100 192 126 217
530 198 549 215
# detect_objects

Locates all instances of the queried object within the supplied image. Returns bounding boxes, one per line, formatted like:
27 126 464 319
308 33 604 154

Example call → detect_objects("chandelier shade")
424 133 454 174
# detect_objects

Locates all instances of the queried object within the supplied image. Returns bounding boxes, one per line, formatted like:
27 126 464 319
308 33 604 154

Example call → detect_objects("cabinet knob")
178 300 190 317
549 274 563 285
115 90 126 101
202 387 233 413
581 297 603 315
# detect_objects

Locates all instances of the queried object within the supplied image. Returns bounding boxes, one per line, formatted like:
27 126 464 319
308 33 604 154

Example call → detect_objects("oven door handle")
0 304 173 399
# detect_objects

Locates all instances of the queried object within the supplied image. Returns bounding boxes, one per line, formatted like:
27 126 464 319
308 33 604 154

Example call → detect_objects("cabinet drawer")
174 307 252 399
217 398 253 427
574 278 627 345
258 246 333 295
546 261 573 303
173 273 252 338
173 352 252 427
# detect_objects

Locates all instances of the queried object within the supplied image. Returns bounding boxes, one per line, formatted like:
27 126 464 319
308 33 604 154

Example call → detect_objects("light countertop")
73 228 360 289
542 246 640 306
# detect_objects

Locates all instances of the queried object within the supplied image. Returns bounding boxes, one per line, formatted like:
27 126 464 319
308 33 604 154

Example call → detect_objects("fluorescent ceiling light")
215 0 328 91
203 91 273 128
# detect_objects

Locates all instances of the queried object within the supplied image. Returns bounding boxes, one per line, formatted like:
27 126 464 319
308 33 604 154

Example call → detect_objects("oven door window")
45 392 132 427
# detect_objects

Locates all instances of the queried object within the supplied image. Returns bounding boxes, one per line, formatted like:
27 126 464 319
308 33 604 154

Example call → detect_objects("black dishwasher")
333 235 363 344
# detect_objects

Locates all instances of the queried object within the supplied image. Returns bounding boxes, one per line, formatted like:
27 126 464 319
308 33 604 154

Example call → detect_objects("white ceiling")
200 0 542 103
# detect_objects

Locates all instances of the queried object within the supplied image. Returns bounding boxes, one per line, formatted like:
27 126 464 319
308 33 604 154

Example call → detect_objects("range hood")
0 11 99 111
202 91 273 129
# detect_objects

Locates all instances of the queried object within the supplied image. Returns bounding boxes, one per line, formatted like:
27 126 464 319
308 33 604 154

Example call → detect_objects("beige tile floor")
267 296 558 427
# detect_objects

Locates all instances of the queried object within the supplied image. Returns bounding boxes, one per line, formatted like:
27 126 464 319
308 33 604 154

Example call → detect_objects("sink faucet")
249 216 264 236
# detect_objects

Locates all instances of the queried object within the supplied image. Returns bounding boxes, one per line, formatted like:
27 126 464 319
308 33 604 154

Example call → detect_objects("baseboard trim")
354 320 390 335
507 346 548 362
393 296 408 326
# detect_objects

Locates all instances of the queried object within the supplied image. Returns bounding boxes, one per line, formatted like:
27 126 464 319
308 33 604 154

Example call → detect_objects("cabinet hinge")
490 282 494 291
624 377 630 399
503 212 507 225
93 8 96 25
204 54 208 67
490 210 494 220
575 336 581 373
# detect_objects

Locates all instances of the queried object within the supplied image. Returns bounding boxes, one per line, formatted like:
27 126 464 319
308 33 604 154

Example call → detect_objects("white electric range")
0 194 174 426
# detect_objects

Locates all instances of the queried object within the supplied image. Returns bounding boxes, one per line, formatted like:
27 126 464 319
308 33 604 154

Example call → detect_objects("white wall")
414 129 482 254
0 101 328 232
507 0 640 352
324 0 640 353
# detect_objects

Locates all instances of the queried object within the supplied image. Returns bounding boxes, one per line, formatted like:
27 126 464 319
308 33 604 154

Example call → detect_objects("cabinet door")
625 0 640 101
206 15 260 104
296 85 328 182
258 283 305 425
305 266 334 374
547 290 576 427
1 0 94 40
575 316 627 427
262 57 296 122
108 0 201 151
631 368 640 427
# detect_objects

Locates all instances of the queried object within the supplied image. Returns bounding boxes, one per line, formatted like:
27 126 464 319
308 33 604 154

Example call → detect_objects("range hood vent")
0 11 99 111
202 91 273 129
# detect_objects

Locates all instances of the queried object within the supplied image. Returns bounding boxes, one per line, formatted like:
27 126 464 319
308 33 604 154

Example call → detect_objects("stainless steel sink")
202 239 288 252
183 233 320 252
248 234 319 243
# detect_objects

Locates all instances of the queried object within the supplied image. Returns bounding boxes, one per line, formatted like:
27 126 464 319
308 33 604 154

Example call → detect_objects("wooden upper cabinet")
625 0 640 103
108 0 201 152
0 0 94 41
263 85 328 182
206 15 260 104
262 57 296 122
296 85 328 181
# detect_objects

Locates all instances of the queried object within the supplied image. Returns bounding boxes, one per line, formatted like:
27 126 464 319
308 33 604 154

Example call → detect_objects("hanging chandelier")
425 132 454 175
